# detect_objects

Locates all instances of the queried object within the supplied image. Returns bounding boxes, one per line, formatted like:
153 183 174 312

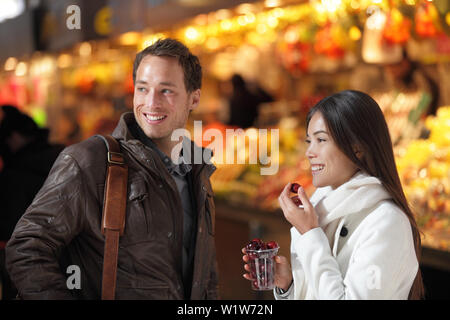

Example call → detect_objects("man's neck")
131 123 182 162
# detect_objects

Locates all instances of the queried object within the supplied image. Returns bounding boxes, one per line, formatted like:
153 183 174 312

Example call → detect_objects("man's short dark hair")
133 38 202 93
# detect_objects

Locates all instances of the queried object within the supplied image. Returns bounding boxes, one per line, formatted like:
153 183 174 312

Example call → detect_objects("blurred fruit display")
383 8 412 44
415 1 444 38
396 106 450 251
210 118 314 211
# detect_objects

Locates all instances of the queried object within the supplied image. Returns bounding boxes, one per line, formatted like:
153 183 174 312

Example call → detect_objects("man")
6 38 219 299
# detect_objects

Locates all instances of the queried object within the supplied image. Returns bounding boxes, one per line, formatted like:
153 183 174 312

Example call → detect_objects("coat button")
340 226 348 237
158 184 163 189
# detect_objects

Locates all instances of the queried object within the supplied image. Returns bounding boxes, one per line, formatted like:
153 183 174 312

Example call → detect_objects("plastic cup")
246 247 279 291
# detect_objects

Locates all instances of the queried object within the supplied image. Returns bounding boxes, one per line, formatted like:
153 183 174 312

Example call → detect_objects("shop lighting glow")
366 8 386 30
265 0 281 8
236 3 255 14
15 61 27 77
220 19 233 30
205 37 220 50
30 57 55 76
0 0 25 23
57 54 72 69
215 9 231 21
119 32 141 46
349 26 361 40
350 0 360 10
79 42 92 57
141 33 166 50
185 26 200 40
4 57 18 71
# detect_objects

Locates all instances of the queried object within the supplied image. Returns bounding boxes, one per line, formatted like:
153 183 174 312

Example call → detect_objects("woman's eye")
318 138 326 143
305 139 311 144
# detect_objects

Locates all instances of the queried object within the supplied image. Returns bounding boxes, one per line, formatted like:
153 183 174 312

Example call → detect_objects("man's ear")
188 89 201 111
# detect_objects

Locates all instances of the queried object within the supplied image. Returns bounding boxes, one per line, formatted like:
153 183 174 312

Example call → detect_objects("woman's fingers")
242 247 253 281
274 255 293 290
296 186 313 211
275 255 289 265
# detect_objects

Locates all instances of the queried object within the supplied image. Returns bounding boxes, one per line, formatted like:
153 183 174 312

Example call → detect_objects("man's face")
133 55 200 152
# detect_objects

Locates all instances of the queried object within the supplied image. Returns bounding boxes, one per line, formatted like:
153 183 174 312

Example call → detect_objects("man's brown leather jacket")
6 113 218 299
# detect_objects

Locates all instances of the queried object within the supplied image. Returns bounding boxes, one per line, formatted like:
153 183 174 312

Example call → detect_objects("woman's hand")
278 183 319 234
242 248 293 291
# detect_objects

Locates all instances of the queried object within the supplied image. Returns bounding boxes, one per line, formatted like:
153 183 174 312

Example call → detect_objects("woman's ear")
352 145 363 160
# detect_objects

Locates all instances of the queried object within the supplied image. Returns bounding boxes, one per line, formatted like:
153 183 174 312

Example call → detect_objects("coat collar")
310 171 392 227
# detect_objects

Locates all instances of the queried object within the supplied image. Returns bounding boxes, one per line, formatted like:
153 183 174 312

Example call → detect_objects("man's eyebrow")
306 130 329 137
159 81 177 87
135 80 177 87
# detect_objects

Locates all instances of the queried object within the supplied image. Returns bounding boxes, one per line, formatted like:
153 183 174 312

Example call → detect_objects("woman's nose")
306 144 316 160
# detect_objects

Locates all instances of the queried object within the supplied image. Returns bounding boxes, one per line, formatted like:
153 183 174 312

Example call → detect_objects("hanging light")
15 61 27 77
4 57 18 71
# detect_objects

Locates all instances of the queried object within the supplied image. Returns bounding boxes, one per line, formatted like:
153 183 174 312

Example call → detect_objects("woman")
242 90 424 299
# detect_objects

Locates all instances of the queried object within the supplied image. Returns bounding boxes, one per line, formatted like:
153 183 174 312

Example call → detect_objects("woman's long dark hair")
306 90 424 299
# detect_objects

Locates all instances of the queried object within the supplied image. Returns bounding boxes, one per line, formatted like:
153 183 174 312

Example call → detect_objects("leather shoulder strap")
95 134 128 300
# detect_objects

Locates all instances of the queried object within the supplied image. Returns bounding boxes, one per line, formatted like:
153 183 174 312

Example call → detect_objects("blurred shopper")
0 105 64 299
384 50 440 118
6 39 218 300
242 90 424 299
227 74 274 129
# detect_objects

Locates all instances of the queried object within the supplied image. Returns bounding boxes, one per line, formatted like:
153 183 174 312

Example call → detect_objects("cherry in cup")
244 238 279 290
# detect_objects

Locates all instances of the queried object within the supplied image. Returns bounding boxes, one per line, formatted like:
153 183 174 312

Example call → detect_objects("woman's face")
305 111 359 190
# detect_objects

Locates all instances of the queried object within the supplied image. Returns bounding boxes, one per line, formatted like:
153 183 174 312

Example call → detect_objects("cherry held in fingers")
290 183 301 193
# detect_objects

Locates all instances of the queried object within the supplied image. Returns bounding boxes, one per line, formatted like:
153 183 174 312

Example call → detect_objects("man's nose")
145 89 160 107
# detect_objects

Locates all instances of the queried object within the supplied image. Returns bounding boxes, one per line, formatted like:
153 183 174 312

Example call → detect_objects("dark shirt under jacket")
130 124 197 298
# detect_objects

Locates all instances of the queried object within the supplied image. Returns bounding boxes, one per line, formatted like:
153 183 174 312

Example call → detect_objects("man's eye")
161 89 172 94
137 87 146 92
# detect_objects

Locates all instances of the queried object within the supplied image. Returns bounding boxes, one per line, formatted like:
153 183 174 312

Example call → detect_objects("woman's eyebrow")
306 130 329 137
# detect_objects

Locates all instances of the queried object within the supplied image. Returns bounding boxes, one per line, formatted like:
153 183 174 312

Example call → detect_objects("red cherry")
251 238 263 245
266 241 279 249
291 196 303 206
290 183 301 193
